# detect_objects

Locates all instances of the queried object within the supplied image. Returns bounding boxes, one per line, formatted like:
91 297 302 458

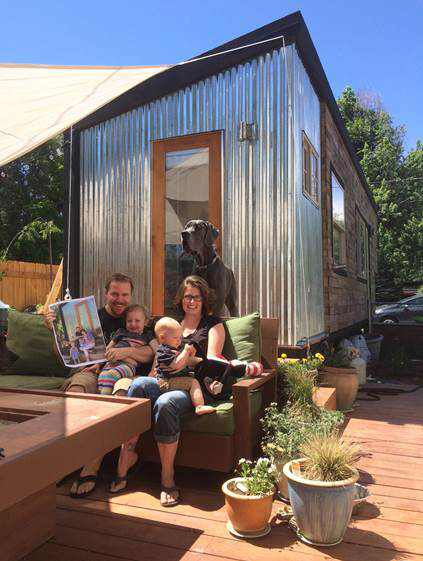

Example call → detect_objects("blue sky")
2 0 421 152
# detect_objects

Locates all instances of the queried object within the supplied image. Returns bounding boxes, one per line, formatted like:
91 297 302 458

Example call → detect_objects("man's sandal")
160 486 180 507
69 474 98 499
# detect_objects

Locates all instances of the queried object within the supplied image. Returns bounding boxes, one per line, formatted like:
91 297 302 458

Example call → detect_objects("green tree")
338 87 423 298
0 135 64 264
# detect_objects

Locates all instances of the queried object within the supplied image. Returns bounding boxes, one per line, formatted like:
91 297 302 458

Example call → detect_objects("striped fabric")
97 361 136 395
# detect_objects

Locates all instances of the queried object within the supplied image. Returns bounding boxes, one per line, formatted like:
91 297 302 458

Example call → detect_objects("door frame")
151 131 222 315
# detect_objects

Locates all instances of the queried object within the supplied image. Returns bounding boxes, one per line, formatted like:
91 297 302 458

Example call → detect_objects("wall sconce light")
238 121 257 142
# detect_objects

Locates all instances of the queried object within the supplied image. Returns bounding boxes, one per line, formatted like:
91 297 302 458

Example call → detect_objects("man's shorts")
61 368 98 394
159 376 195 393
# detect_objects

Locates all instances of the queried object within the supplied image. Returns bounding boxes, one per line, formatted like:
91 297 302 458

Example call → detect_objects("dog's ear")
204 222 219 246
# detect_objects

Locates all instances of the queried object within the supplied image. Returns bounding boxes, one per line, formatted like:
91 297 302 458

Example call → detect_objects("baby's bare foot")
195 405 215 415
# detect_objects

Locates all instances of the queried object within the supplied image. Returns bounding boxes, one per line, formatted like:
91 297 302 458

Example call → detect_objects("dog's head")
181 220 219 255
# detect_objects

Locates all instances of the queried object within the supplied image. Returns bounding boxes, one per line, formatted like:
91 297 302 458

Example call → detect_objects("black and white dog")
181 220 238 316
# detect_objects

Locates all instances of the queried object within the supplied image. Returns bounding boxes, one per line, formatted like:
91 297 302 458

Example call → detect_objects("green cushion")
222 312 262 362
180 390 262 435
0 375 65 390
2 310 69 377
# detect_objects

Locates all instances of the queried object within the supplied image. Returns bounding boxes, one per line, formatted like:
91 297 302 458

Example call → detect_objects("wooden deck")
25 385 423 561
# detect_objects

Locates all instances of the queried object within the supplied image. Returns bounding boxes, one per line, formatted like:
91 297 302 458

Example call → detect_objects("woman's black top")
181 315 222 359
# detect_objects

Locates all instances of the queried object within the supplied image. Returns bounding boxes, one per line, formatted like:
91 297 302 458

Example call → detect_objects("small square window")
302 132 320 205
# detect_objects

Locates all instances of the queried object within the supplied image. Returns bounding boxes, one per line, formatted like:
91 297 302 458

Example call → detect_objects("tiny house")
64 11 378 346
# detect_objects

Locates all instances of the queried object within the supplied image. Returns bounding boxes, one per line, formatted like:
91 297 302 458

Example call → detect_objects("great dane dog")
181 220 238 316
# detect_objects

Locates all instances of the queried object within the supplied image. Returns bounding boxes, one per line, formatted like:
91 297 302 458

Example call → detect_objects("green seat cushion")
2 310 69 377
222 312 262 363
181 389 262 435
0 375 65 390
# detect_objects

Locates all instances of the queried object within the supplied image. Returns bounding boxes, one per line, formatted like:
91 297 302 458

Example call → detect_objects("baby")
97 304 154 395
154 317 215 415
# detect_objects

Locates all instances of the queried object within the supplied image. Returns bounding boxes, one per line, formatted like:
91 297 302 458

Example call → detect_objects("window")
302 132 319 204
357 214 369 279
331 171 346 268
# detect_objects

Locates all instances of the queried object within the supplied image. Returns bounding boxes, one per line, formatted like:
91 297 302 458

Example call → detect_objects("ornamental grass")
300 432 363 482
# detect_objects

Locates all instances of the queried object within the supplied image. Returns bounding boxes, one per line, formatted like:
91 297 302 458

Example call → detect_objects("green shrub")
323 348 352 368
261 403 344 463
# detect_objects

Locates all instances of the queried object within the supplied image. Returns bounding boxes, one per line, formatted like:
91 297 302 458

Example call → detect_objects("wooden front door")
151 132 222 315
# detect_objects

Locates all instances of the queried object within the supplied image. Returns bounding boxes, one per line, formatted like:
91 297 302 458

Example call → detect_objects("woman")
110 276 225 506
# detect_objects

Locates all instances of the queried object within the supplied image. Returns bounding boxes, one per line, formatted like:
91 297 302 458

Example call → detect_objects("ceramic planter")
222 477 275 538
319 366 359 412
283 459 358 546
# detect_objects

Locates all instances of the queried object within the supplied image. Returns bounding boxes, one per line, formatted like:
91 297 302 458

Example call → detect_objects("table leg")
0 484 55 561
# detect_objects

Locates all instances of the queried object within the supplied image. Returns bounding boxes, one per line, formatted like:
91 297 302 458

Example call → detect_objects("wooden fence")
0 260 60 311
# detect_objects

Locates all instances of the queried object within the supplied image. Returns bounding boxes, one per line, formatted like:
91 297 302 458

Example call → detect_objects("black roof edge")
73 10 378 214
73 12 300 131
293 17 378 214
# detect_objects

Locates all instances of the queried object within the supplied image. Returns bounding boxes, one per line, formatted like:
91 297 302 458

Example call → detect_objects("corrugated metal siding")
291 50 325 344
79 45 324 344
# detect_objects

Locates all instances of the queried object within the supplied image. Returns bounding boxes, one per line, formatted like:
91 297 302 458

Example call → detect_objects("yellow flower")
280 353 287 359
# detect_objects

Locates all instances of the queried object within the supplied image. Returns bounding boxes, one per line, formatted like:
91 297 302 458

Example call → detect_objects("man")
44 273 154 497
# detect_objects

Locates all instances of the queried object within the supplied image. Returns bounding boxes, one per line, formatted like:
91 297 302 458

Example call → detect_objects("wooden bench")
139 318 279 472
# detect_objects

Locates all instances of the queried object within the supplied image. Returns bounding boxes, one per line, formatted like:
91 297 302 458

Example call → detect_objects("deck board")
25 387 423 561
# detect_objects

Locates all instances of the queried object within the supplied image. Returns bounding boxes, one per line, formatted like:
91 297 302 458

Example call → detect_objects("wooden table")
0 388 151 561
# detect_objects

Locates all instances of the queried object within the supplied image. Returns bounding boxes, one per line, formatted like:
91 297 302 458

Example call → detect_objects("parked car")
373 293 423 324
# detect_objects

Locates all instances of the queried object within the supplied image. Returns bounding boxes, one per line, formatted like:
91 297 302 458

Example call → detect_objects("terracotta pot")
284 459 358 546
318 366 359 412
222 477 275 538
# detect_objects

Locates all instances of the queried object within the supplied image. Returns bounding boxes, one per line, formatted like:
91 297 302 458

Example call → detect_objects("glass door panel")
164 148 209 315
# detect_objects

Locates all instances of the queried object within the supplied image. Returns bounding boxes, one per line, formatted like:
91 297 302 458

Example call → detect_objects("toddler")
154 317 215 415
97 304 153 395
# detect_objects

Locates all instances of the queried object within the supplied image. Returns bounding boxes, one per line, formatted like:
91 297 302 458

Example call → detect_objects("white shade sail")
0 63 169 167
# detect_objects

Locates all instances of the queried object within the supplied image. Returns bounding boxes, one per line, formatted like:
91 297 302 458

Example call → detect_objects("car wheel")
382 317 399 324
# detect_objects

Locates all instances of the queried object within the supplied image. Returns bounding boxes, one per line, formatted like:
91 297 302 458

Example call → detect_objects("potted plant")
300 352 325 376
283 432 362 546
222 457 276 538
262 403 344 499
319 348 359 412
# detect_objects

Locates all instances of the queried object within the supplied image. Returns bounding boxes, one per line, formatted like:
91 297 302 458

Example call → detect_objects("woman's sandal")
108 454 144 494
160 486 180 507
69 474 98 499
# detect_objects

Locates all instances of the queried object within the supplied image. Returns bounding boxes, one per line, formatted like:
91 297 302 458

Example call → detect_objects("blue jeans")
128 377 194 443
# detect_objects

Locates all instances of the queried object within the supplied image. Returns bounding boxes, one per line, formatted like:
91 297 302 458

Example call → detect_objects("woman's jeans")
128 377 194 443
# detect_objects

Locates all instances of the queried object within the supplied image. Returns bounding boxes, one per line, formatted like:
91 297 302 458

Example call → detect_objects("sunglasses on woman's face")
183 294 203 302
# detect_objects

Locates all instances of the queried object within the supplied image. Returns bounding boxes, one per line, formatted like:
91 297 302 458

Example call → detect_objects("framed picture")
49 296 106 368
